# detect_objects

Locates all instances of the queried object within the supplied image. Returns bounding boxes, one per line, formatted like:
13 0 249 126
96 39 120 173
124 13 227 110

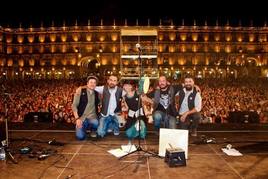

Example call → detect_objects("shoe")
107 129 113 133
113 131 120 136
190 128 197 137
90 131 97 138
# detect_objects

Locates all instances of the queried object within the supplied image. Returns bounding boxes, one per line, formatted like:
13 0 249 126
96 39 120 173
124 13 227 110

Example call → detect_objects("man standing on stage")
72 76 100 140
176 76 202 136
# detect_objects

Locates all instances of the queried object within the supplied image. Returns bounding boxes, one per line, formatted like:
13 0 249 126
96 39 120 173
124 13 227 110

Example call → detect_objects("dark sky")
0 0 267 27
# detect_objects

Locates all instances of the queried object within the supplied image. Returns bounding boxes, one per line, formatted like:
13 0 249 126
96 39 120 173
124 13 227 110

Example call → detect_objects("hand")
180 113 188 122
148 115 153 124
76 119 83 129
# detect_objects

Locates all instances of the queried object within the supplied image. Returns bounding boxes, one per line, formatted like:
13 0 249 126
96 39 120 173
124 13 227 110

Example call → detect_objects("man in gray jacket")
72 76 100 140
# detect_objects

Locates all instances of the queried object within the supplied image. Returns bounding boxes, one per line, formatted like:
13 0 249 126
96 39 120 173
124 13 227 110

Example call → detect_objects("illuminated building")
0 19 267 79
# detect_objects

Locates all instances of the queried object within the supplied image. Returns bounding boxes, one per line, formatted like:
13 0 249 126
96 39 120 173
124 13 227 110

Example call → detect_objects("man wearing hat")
72 76 100 140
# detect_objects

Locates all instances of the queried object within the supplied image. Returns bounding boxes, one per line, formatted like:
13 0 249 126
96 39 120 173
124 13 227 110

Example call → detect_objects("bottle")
0 147 6 160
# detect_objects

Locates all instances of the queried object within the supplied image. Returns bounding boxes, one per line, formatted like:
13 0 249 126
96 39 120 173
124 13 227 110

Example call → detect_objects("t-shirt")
148 84 182 114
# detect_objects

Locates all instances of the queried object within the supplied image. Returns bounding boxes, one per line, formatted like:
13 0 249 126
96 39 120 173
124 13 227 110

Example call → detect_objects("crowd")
0 79 88 124
0 78 268 124
197 78 268 123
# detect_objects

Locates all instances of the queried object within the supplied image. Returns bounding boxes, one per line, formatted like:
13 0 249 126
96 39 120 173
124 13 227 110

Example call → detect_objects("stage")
1 124 268 179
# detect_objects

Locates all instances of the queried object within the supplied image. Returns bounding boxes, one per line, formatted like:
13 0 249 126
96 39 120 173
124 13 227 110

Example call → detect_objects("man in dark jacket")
95 75 124 137
176 76 202 136
148 76 183 132
72 76 100 140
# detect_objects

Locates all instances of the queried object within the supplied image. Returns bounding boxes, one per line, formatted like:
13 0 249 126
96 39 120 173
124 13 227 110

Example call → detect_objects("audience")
0 78 267 124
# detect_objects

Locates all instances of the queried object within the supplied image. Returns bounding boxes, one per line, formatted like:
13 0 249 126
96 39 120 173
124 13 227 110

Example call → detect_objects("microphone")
136 43 141 51
48 139 64 146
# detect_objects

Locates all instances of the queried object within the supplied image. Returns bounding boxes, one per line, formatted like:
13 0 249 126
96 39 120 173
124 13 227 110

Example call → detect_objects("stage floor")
1 129 268 179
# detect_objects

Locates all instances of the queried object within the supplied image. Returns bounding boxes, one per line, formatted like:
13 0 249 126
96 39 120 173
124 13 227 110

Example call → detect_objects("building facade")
0 20 268 80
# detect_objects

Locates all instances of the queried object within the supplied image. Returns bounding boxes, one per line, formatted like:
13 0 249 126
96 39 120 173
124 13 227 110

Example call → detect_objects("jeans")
153 110 176 129
76 118 98 140
97 115 120 137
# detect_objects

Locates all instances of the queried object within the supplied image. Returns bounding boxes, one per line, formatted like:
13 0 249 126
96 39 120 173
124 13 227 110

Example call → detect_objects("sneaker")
90 131 97 138
190 128 197 137
113 131 120 136
107 129 113 133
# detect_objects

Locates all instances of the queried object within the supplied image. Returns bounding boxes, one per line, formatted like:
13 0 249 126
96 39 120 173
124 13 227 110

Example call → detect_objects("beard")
108 84 116 88
185 85 193 91
160 84 168 90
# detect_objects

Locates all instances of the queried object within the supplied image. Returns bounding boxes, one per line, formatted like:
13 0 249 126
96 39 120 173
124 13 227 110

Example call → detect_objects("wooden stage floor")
1 124 268 179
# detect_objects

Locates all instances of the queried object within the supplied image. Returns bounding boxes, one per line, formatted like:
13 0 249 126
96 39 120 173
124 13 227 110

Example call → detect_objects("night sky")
0 0 267 27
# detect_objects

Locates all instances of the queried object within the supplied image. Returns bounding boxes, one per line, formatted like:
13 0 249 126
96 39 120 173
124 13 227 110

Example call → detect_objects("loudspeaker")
229 111 259 123
165 147 186 167
247 111 259 123
24 112 53 123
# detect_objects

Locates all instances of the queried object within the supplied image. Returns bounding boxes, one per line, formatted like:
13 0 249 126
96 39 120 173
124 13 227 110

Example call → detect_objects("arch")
228 68 238 78
77 56 101 68
77 56 101 76
204 68 216 78
182 68 194 77
246 57 257 66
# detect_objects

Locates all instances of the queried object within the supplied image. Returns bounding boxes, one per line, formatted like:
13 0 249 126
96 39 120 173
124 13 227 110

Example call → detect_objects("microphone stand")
1 85 17 164
119 45 160 159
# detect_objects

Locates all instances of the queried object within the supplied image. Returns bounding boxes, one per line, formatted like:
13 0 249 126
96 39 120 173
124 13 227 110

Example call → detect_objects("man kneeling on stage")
72 76 100 140
176 76 202 136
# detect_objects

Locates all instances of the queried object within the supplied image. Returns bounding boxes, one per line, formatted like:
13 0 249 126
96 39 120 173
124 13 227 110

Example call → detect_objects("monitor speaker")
229 111 259 123
24 112 53 123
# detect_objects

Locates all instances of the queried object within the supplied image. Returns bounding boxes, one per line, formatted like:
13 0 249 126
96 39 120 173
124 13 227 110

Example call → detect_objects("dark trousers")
179 112 201 130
